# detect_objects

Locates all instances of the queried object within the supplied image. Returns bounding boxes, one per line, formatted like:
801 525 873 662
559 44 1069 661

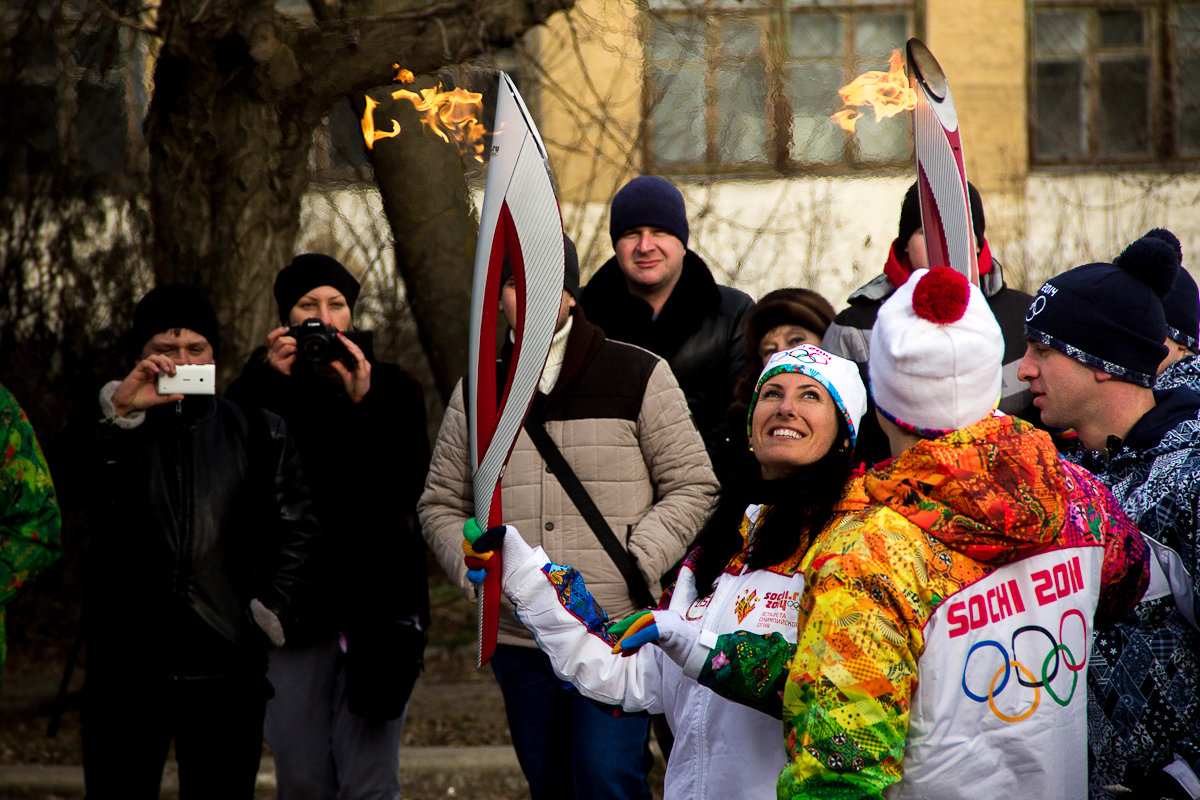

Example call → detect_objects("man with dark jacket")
580 176 753 475
822 181 1035 464
227 254 430 800
79 285 320 800
1019 234 1200 798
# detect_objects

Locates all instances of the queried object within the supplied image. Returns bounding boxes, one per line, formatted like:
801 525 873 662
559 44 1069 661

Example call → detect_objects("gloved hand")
250 598 285 647
611 609 699 667
609 609 655 652
462 518 508 585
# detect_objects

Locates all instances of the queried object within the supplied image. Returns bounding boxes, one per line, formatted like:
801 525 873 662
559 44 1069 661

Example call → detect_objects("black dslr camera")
286 318 355 368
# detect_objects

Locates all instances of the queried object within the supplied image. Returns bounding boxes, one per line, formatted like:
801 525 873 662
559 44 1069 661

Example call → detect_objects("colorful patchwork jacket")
1071 387 1200 797
697 415 1147 799
0 384 61 691
497 505 806 800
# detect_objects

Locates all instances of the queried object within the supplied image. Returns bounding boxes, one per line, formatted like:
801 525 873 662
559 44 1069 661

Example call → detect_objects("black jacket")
226 349 431 642
84 396 320 678
580 251 753 473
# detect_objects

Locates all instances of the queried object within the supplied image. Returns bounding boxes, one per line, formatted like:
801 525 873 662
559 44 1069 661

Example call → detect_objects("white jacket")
498 506 798 800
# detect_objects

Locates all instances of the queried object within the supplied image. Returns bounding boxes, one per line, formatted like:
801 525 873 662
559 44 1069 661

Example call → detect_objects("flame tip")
830 47 916 134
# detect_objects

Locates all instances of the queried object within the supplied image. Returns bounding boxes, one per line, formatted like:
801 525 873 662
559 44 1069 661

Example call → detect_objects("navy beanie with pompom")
1024 234 1179 387
1145 228 1198 351
609 176 689 248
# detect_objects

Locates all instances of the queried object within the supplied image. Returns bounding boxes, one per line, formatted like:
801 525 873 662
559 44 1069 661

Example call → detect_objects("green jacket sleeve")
0 385 62 607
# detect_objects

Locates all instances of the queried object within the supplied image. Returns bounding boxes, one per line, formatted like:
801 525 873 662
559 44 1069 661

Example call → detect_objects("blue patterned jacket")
1070 387 1200 798
1157 352 1200 393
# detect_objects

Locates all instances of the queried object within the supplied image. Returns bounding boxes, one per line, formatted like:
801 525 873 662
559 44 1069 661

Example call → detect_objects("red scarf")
883 236 993 289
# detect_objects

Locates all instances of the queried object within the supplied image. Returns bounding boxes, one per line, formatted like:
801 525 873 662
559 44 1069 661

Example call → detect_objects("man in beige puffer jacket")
418 238 717 800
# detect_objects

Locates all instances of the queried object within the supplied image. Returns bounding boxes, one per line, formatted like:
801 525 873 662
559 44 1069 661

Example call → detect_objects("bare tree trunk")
145 1 311 378
362 83 478 402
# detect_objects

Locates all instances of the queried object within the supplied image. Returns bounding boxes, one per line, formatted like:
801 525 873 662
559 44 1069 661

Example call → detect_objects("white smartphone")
156 364 216 395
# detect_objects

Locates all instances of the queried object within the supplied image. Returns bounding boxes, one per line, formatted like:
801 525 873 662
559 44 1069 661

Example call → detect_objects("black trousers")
82 667 269 800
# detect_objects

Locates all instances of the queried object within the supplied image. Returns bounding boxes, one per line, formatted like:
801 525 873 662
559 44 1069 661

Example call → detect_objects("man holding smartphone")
81 284 321 800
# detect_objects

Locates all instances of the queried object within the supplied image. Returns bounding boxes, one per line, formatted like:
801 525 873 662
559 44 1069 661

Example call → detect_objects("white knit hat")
748 344 868 445
869 267 1003 436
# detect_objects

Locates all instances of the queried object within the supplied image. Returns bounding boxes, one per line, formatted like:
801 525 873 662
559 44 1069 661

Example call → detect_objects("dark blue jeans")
490 644 653 800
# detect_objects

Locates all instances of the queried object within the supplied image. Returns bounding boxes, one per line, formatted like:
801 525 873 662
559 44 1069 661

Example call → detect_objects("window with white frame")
643 0 918 175
1031 2 1200 164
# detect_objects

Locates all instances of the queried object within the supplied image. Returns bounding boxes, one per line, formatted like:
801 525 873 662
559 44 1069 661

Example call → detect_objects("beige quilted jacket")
418 326 718 647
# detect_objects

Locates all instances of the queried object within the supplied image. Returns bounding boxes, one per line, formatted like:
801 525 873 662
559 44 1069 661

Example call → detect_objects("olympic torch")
906 38 979 285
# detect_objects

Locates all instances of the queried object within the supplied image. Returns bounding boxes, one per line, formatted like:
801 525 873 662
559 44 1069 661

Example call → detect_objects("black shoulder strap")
523 416 656 609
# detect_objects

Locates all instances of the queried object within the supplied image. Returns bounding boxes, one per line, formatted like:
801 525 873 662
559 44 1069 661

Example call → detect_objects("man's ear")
1093 369 1114 383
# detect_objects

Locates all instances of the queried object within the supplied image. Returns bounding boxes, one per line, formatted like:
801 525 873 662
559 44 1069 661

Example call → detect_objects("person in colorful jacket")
462 344 868 800
682 268 1147 798
776 267 1149 798
0 383 61 695
1021 233 1200 798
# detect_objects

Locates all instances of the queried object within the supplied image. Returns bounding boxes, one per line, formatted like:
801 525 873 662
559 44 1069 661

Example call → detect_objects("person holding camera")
78 284 321 800
227 253 430 800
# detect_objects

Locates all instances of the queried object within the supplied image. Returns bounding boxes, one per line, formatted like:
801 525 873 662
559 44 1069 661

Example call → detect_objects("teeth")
771 429 803 439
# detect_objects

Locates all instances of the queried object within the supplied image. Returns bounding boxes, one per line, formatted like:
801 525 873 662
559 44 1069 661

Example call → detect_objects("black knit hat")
131 284 221 358
1146 228 1198 350
1024 235 1179 387
744 288 835 363
897 181 986 247
273 253 361 324
609 176 689 248
563 235 580 298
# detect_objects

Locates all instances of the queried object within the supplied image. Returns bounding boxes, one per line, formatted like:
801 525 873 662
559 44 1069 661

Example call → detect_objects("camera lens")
302 336 330 363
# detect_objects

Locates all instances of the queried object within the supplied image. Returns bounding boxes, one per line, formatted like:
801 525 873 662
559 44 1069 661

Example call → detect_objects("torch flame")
830 49 916 134
392 84 488 163
361 95 401 150
360 68 488 162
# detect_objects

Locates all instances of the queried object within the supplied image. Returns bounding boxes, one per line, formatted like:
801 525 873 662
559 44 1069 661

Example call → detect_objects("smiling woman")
461 344 867 800
750 372 841 479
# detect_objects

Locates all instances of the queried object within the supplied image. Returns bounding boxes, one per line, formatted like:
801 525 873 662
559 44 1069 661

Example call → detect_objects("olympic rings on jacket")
960 609 1089 721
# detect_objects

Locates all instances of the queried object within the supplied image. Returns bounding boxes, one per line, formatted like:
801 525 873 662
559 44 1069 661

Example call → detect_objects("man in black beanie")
79 284 320 800
1019 235 1200 799
822 181 1036 465
579 175 753 477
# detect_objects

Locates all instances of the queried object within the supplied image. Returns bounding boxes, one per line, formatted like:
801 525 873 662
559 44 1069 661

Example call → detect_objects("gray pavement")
0 746 524 794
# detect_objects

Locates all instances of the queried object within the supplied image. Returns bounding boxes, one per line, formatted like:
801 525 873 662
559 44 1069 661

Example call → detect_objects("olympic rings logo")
960 609 1088 722
780 344 832 365
1025 294 1047 321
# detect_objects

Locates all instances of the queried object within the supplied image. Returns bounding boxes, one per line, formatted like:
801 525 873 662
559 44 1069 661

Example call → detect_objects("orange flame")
361 67 487 161
361 95 401 150
392 84 488 163
830 49 916 134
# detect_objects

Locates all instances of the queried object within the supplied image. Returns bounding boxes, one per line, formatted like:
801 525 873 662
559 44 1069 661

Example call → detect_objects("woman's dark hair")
690 417 856 599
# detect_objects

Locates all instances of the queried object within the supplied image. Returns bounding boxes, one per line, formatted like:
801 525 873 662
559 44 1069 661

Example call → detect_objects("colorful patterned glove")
462 519 508 585
612 610 701 669
609 614 657 642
